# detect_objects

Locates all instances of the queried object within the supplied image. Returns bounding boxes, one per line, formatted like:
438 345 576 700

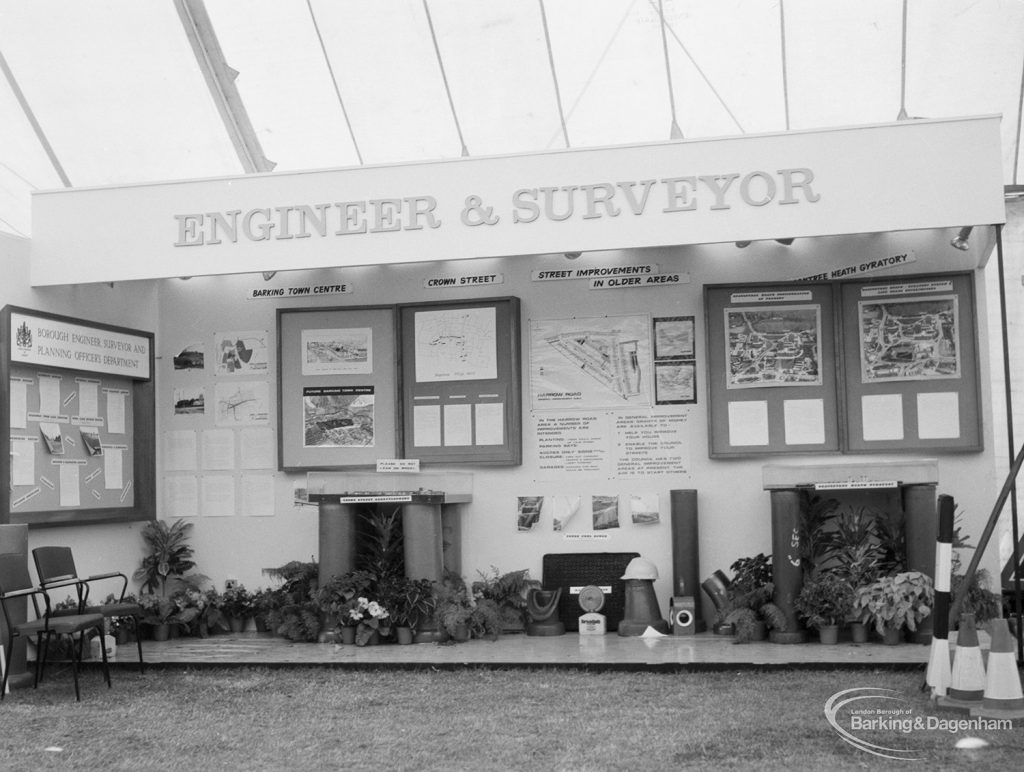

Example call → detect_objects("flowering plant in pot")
221 584 256 631
793 570 854 644
853 570 934 644
344 596 392 645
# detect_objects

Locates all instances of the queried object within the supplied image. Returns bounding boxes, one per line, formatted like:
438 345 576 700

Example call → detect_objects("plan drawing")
545 331 642 400
859 296 959 382
726 305 822 389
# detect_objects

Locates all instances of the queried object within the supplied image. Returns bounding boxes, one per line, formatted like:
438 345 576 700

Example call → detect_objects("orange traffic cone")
938 613 986 712
970 618 1024 719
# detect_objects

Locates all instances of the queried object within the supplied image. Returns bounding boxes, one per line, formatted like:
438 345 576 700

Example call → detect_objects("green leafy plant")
797 492 841 571
221 584 256 619
794 570 854 630
949 509 1002 628
717 554 787 642
133 519 204 596
853 571 934 636
381 575 434 632
471 567 540 632
432 573 474 641
261 560 321 642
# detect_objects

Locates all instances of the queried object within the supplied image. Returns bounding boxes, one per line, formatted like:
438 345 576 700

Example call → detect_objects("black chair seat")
32 546 145 673
17 612 105 637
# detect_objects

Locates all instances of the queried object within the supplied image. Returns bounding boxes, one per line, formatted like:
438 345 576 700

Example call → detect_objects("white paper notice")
201 474 235 517
783 399 825 445
165 475 199 518
862 394 904 441
240 427 276 469
413 404 441 447
77 380 99 418
107 391 127 434
443 403 472 446
241 473 276 517
39 375 61 416
164 430 198 471
201 429 236 470
59 463 81 507
474 402 504 445
10 380 27 429
104 447 124 490
11 439 35 486
917 392 960 439
728 401 770 446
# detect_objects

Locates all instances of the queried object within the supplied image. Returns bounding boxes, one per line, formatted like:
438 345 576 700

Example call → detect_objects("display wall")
149 228 999 618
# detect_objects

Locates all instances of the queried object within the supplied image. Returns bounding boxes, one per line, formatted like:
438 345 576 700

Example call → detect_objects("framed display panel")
1 305 155 527
277 305 399 471
704 282 841 457
399 297 522 465
839 271 982 453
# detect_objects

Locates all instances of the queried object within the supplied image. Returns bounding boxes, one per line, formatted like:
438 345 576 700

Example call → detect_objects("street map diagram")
726 305 822 389
859 296 959 382
414 307 497 382
214 381 269 425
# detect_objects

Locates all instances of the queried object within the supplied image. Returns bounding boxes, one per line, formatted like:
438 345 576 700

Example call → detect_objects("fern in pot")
718 554 787 643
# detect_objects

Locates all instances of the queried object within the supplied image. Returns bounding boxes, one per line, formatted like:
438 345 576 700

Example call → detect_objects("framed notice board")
398 297 522 465
1 305 155 527
705 282 841 457
839 271 982 453
277 305 399 471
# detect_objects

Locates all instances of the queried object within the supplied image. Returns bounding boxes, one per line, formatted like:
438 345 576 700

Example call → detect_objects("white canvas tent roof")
1 0 1023 241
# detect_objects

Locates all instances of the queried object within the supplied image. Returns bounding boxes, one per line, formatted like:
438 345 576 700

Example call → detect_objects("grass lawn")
0 665 1021 770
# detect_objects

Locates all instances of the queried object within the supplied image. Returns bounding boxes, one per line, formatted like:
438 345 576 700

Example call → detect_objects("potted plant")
382 576 434 644
718 554 787 643
826 510 884 643
221 584 255 632
196 588 228 637
133 518 210 637
854 571 934 645
261 560 322 642
794 570 854 644
471 567 541 633
432 573 474 642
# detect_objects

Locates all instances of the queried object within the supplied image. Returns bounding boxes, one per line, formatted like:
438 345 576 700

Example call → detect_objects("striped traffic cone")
970 618 1024 719
938 613 986 712
926 495 954 698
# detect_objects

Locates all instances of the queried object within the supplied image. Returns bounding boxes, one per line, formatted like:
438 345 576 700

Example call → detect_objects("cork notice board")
1 305 155 527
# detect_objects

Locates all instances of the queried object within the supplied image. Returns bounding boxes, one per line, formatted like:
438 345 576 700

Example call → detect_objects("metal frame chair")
0 553 111 701
31 546 145 673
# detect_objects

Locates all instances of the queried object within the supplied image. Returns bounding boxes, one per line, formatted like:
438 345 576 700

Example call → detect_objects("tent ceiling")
1 0 1022 241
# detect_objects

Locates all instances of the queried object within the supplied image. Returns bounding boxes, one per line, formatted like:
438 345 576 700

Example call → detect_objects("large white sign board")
30 116 1005 286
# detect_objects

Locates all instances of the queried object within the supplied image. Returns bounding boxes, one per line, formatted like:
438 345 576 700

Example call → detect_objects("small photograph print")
80 426 104 456
173 386 205 415
40 422 64 455
550 495 581 532
653 316 695 359
302 386 375 447
517 496 543 531
173 344 205 370
301 328 372 376
592 495 620 530
630 493 660 525
654 360 697 405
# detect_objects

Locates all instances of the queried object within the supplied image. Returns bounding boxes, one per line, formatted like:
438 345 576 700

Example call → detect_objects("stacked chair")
32 546 145 673
0 553 111 701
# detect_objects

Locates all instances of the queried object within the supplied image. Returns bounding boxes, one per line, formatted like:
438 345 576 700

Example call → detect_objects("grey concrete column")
769 489 807 643
317 502 358 587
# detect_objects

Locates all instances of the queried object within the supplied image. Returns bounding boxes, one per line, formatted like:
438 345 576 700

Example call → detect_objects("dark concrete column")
403 503 445 583
669 489 706 632
317 502 358 587
769 489 807 643
440 504 462 578
903 483 937 642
